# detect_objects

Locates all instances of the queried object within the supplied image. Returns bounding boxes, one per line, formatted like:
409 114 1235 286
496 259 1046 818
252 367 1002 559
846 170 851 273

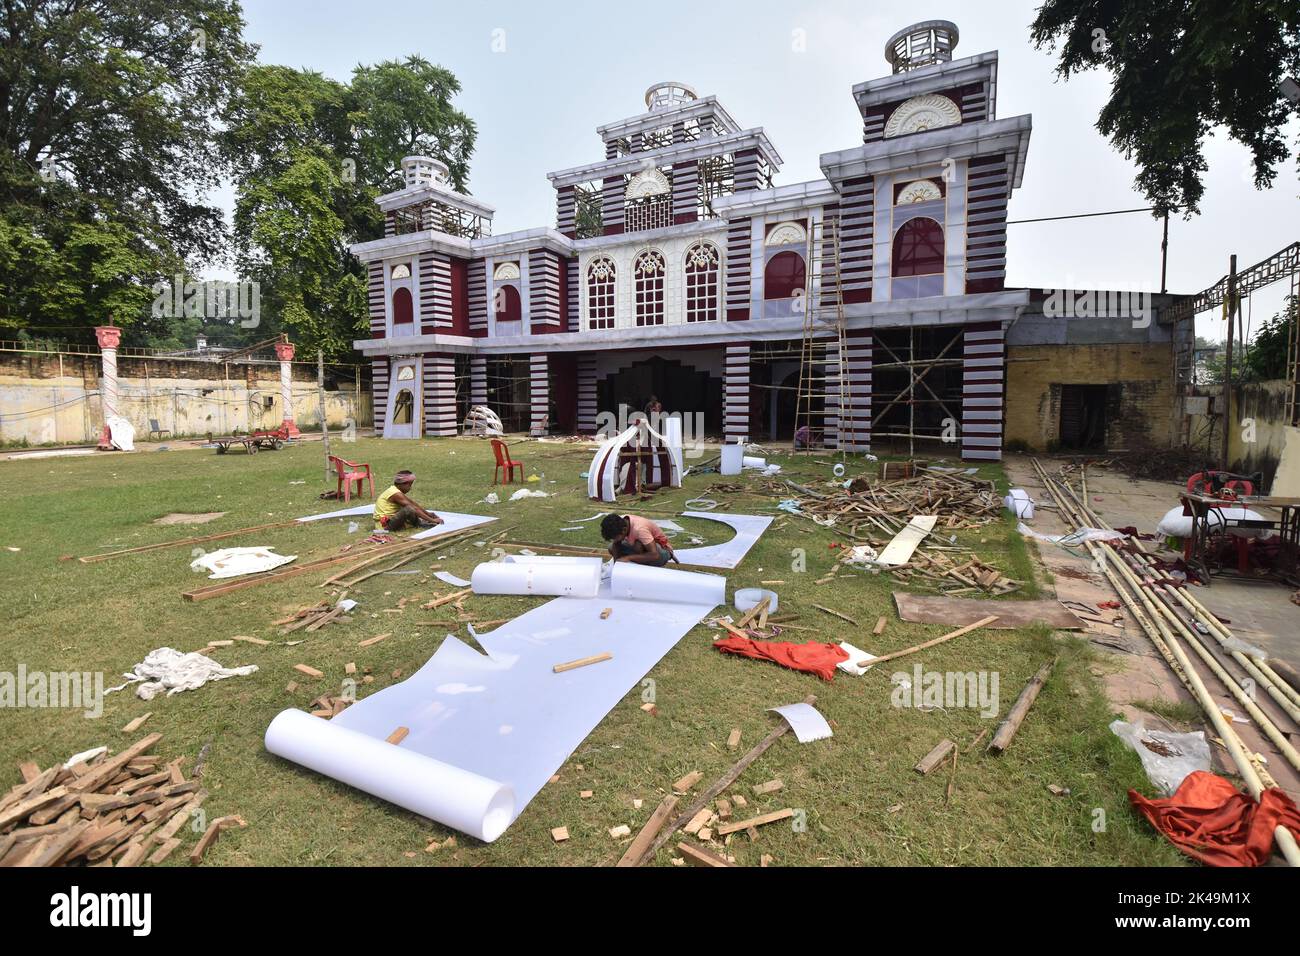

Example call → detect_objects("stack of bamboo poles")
1031 458 1300 866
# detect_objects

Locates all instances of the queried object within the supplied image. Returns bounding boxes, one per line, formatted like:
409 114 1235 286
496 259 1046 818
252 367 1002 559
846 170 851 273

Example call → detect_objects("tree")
1031 1 1300 215
221 57 477 358
0 0 255 340
1240 295 1297 381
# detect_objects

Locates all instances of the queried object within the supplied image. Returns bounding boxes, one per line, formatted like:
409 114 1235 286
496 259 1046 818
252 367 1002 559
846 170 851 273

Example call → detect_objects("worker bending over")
374 470 444 533
600 513 675 566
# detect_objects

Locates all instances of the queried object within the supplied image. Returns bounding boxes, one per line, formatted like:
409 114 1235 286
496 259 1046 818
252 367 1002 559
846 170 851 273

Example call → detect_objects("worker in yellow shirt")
373 470 443 533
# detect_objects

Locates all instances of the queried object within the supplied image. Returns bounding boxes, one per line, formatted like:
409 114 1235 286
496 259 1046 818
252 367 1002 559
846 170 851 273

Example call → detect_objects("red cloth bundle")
712 635 849 681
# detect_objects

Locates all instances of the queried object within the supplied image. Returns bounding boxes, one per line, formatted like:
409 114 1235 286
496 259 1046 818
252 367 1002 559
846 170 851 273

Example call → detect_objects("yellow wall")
1004 342 1175 451
0 351 371 446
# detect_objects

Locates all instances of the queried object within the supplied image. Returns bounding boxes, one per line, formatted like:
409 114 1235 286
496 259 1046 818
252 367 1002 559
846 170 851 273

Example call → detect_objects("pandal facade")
352 21 1165 461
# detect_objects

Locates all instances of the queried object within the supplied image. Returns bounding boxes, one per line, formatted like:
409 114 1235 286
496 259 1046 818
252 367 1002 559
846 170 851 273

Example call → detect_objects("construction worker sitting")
600 513 674 566
374 470 444 533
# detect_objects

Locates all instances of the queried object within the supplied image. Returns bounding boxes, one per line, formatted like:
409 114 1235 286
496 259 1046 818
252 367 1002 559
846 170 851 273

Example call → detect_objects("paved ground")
1005 455 1300 801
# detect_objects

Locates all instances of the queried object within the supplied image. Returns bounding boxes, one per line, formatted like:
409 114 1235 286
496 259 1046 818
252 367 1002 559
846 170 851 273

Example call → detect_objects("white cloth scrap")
836 641 877 676
114 647 258 701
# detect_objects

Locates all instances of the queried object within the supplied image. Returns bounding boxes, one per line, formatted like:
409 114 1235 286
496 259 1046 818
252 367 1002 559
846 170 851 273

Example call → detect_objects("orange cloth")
713 636 848 682
1128 770 1300 867
626 515 670 549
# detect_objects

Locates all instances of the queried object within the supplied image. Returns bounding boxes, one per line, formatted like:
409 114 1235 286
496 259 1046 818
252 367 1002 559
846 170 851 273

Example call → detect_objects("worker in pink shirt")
600 513 676 566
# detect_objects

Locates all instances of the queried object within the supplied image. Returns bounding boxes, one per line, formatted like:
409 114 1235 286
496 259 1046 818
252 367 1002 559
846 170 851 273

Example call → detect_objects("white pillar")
274 341 301 437
94 325 121 449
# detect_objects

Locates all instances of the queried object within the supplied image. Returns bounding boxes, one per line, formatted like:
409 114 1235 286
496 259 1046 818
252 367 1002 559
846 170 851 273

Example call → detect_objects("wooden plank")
682 807 713 835
188 815 246 865
120 713 152 734
893 593 1082 629
812 604 859 626
67 734 162 794
553 652 612 674
386 727 410 745
677 841 734 867
873 616 888 636
914 739 956 775
864 616 998 666
726 728 741 750
18 762 40 784
615 794 679 866
293 664 324 679
630 695 816 867
550 827 569 843
78 519 298 563
147 838 182 865
717 808 793 836
752 779 783 796
358 633 391 648
672 771 703 794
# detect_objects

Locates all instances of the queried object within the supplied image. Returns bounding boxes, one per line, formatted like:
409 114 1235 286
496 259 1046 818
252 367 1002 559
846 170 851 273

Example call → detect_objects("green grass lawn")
0 436 1184 866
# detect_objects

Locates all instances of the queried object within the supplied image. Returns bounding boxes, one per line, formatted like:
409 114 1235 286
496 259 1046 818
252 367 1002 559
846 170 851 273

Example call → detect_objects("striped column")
529 354 549 436
839 176 874 303
842 330 872 452
724 345 750 443
557 185 576 237
601 175 625 235
962 323 1005 460
528 249 562 332
821 350 841 449
566 256 580 331
367 262 385 336
672 161 698 224
422 354 457 437
470 356 488 409
725 218 751 321
418 252 453 332
577 355 598 434
372 358 389 435
734 149 761 192
468 260 487 335
966 156 1009 293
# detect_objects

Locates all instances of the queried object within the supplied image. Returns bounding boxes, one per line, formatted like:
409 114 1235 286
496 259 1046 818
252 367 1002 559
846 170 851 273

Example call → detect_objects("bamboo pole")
987 657 1057 754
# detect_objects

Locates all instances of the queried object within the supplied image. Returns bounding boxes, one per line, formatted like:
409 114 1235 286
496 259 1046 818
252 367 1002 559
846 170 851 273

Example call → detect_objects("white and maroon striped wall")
529 354 549 436
961 322 1005 460
724 344 750 442
577 355 597 434
418 252 453 332
842 330 872 452
422 355 458 437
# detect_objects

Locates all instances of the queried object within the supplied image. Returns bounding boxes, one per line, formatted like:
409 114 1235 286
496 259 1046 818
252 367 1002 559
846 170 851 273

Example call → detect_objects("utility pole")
317 350 331 481
1160 211 1169 294
1222 255 1237 470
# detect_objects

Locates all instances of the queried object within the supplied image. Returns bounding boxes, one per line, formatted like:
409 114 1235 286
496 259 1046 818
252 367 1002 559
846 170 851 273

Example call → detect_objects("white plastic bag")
1110 720 1211 795
1003 488 1035 519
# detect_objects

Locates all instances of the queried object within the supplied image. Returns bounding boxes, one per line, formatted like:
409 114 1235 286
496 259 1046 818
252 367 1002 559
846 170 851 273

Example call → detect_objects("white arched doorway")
384 358 421 439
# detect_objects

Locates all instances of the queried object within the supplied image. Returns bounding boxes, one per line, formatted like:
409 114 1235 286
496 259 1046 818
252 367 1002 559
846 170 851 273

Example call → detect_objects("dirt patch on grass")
153 512 226 525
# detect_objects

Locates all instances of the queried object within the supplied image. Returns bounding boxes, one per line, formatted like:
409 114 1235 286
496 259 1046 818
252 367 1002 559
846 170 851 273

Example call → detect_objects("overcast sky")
235 0 1299 343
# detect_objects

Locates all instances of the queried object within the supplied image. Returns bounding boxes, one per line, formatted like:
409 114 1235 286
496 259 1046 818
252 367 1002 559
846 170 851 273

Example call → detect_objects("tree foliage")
0 0 255 341
221 57 477 358
1031 1 1300 215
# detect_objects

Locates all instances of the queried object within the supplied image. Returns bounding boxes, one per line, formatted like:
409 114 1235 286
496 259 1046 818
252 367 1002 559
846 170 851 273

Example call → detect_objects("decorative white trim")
390 263 411 279
896 179 943 205
625 167 671 200
884 94 962 138
765 221 808 246
493 261 520 281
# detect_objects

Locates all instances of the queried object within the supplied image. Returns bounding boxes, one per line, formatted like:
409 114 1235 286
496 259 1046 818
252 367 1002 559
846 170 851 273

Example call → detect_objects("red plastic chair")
491 439 523 485
330 455 374 502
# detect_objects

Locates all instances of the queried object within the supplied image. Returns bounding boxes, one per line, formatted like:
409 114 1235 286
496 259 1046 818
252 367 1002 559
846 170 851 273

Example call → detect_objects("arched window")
764 251 806 300
892 217 945 276
391 287 413 325
587 258 616 330
684 242 719 322
392 389 414 425
494 284 521 324
634 250 665 326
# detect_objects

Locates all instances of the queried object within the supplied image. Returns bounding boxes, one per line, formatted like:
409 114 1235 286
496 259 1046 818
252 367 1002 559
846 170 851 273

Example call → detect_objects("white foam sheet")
472 556 603 598
769 703 833 743
672 512 773 569
609 561 725 606
264 710 515 842
295 505 496 539
434 571 472 588
264 564 724 842
836 641 877 676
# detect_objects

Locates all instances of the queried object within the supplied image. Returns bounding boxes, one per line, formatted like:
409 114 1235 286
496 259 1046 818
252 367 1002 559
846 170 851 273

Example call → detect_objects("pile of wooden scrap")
882 548 1022 596
770 468 1004 534
275 600 353 634
0 734 240 867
